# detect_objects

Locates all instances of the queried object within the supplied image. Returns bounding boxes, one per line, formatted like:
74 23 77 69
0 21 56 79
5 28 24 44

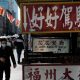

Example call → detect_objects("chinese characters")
22 3 80 32
24 65 80 80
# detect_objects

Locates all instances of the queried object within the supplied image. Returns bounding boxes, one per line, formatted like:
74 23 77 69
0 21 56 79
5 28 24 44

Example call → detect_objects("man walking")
14 34 24 64
0 38 16 80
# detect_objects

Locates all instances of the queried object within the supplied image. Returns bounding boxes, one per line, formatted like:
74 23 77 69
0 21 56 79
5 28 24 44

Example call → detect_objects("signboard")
32 38 69 53
21 2 80 33
23 64 80 80
18 0 69 3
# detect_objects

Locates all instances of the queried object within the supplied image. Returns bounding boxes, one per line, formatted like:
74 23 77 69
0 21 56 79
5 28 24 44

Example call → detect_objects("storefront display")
19 1 80 80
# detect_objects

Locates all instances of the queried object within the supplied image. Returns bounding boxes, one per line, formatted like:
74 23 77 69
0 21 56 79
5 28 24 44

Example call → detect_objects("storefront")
21 1 80 63
17 0 80 80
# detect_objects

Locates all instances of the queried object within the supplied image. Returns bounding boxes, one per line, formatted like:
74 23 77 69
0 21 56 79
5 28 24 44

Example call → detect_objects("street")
3 49 24 80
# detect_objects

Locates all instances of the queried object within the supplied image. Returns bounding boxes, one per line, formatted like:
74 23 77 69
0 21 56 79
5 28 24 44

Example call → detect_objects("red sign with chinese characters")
23 64 80 80
21 2 80 33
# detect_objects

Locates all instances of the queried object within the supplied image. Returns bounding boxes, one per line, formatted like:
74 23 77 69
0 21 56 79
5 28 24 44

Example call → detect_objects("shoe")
18 61 20 64
20 62 22 64
18 61 22 65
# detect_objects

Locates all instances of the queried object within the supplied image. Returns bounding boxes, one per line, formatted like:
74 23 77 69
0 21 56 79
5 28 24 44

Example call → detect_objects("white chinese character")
23 6 34 31
23 6 27 31
75 6 80 27
45 6 59 30
60 5 73 30
31 6 44 30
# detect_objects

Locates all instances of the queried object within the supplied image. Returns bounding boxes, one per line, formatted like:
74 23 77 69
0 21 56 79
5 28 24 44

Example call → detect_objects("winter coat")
0 46 16 67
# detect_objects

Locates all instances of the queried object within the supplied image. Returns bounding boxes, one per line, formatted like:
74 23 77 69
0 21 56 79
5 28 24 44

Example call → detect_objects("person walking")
14 34 24 64
0 38 17 80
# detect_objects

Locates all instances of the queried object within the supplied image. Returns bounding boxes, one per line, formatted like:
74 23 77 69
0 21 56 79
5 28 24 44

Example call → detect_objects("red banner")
21 2 80 33
0 6 5 16
7 12 15 23
15 19 20 27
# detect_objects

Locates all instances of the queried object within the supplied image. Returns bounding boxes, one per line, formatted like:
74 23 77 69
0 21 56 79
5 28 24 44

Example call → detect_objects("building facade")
16 0 80 64
0 0 20 35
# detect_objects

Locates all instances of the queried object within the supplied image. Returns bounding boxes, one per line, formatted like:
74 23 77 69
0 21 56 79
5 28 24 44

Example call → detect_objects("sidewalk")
3 49 24 80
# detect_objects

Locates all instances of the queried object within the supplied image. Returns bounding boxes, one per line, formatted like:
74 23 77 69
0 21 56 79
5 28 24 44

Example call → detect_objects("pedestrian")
0 38 17 80
14 34 24 64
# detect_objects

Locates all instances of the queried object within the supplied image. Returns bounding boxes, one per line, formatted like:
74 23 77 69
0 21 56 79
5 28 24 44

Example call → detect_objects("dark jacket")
0 46 16 67
14 36 24 49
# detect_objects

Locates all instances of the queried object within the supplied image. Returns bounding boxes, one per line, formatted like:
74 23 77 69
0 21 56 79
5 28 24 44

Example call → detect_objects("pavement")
3 49 24 80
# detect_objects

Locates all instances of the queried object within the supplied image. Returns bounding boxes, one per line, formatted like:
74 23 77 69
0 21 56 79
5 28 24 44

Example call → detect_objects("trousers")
16 48 23 63
0 65 10 80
